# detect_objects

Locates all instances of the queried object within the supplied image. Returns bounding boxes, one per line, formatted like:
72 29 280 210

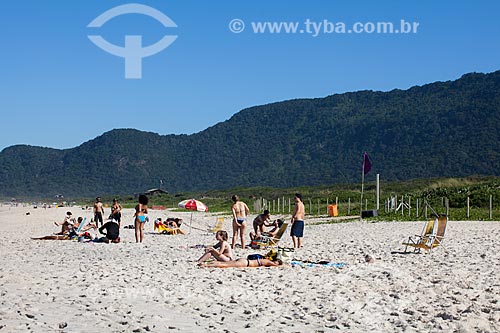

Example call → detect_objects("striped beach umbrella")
178 199 208 212
178 199 208 233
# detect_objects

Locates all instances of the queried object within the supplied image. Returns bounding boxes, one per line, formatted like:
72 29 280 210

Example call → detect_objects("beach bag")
277 247 294 264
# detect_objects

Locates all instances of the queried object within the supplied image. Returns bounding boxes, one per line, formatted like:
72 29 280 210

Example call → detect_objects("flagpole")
360 159 365 219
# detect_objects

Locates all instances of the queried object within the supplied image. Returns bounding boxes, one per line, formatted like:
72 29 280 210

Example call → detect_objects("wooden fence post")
467 196 470 219
446 198 449 217
408 197 411 217
490 195 493 220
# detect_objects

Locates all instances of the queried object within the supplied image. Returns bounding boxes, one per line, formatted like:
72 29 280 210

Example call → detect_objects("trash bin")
361 210 378 218
328 204 338 217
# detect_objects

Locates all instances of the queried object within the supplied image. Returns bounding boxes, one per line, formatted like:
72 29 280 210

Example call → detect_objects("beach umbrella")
178 199 208 212
178 199 208 232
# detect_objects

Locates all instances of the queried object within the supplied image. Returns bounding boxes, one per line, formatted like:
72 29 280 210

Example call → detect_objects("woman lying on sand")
32 234 72 240
199 258 283 268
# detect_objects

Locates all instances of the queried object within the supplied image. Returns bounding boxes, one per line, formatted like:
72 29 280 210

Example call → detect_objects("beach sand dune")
0 205 499 332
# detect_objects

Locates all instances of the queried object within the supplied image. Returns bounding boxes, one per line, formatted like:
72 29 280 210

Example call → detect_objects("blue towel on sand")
291 261 347 268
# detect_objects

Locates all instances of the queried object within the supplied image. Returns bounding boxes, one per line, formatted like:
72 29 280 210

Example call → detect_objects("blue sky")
0 0 499 151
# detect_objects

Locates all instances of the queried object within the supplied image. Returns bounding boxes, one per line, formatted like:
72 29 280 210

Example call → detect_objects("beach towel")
290 261 347 268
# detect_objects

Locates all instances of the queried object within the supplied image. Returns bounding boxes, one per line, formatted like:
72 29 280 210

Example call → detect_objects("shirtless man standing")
290 193 305 248
231 194 249 249
93 197 105 227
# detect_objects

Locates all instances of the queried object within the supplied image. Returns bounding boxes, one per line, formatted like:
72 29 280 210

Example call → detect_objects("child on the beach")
197 230 233 263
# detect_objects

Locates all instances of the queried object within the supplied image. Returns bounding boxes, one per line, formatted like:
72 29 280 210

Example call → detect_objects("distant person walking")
290 193 305 248
110 198 123 228
134 194 149 243
231 195 249 249
93 197 105 227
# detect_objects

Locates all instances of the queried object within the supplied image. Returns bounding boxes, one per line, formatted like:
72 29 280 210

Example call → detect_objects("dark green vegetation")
1 70 499 198
75 176 500 222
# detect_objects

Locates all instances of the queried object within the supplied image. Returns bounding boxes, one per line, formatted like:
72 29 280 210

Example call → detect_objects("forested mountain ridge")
1 70 499 198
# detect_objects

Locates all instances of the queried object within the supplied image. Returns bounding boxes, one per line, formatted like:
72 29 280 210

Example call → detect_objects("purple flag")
363 152 372 175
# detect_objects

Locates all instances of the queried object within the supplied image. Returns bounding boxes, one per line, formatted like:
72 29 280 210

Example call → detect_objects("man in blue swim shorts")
290 193 305 248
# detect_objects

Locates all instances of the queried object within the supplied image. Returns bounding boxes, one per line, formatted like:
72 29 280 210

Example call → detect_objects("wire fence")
254 194 500 221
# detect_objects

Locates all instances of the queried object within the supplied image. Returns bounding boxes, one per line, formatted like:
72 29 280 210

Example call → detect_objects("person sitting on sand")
154 217 164 229
154 217 186 235
166 217 183 228
250 217 284 241
54 211 76 235
199 257 283 268
166 217 185 234
250 210 271 238
95 219 120 243
197 230 233 263
33 216 95 241
73 216 94 231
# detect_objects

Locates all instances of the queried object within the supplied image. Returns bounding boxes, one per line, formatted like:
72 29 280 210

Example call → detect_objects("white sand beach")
0 205 499 332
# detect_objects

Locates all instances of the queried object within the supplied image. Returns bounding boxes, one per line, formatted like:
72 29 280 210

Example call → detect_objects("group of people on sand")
154 217 185 235
197 230 283 268
230 193 305 249
33 194 186 244
93 194 152 243
33 192 305 269
95 194 153 243
93 197 123 228
38 211 94 240
32 210 118 242
195 192 306 269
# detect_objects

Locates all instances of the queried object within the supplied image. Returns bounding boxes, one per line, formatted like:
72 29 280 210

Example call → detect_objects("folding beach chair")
253 223 289 249
154 219 184 235
208 217 224 233
403 215 447 253
156 224 180 235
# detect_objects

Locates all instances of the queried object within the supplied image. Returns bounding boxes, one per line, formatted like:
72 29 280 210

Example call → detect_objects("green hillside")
1 70 499 198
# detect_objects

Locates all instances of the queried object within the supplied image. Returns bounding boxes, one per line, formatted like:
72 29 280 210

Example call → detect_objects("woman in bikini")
134 194 149 243
199 257 283 268
110 198 123 227
197 230 233 263
231 194 250 249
